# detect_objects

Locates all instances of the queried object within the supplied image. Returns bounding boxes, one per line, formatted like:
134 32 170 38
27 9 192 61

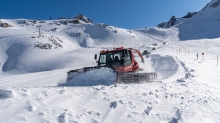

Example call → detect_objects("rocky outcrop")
157 16 176 28
157 11 197 29
0 22 13 28
210 0 220 8
71 20 80 24
57 14 93 25
73 14 93 23
169 16 177 26
182 12 197 18
35 42 52 50
201 3 210 11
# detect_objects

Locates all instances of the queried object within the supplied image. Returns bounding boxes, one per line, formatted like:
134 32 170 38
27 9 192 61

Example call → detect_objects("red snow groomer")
67 47 157 83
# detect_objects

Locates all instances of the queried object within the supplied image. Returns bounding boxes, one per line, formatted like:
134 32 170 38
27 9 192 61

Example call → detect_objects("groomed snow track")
150 54 179 79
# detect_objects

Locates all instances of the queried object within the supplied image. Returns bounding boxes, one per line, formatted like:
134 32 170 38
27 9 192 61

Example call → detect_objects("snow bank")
60 67 116 86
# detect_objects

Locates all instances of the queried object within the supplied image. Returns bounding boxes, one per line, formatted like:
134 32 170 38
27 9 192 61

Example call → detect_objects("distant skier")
196 53 198 59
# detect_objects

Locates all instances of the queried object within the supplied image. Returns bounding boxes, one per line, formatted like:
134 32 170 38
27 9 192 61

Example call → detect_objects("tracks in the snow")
150 54 179 79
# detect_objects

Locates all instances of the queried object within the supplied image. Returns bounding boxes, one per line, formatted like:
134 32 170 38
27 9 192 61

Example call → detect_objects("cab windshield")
99 50 131 67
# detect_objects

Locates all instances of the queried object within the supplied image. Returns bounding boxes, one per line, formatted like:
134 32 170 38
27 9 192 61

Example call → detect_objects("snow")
0 2 220 122
60 67 116 86
0 90 14 99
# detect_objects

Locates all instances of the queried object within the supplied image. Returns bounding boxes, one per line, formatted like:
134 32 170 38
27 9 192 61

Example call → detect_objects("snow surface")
0 2 220 122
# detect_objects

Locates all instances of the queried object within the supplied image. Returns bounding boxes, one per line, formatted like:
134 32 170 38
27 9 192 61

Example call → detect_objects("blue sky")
0 0 210 29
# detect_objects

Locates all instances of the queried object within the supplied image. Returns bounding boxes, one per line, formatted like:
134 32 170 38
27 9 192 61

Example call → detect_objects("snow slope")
0 18 169 74
156 0 220 40
1 2 220 122
178 0 220 40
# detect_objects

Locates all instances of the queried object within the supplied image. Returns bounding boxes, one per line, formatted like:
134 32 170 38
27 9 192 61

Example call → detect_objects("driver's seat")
114 56 119 61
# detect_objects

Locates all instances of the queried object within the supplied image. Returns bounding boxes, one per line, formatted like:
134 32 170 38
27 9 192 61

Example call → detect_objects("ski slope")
0 43 220 123
1 1 220 122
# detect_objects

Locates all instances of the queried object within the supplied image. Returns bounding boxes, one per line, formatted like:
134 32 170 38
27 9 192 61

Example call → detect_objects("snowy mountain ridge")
157 0 220 40
0 15 173 74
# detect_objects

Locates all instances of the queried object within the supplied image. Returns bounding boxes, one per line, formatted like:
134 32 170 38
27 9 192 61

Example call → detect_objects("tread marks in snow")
150 54 179 79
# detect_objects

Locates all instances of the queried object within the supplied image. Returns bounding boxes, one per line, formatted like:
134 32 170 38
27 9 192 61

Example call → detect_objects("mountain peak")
156 16 177 28
73 14 93 24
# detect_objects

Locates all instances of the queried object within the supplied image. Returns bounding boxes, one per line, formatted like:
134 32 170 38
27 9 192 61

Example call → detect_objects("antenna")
36 25 42 37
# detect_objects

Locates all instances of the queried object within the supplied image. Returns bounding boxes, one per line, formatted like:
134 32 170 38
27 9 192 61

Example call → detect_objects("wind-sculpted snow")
2 43 25 72
84 25 109 39
59 67 116 86
0 90 14 99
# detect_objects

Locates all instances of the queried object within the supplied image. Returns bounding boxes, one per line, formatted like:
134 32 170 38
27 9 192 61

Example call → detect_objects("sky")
0 0 211 29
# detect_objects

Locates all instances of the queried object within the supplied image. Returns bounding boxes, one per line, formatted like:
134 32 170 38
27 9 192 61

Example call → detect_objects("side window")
124 50 131 66
113 51 123 61
99 54 106 66
114 54 120 61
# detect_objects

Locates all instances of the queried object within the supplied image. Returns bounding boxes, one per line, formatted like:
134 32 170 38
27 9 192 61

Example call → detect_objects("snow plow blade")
67 67 157 84
116 72 157 83
66 66 101 82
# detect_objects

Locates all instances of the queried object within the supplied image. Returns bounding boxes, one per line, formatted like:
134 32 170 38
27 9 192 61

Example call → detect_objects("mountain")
157 0 220 40
0 15 168 74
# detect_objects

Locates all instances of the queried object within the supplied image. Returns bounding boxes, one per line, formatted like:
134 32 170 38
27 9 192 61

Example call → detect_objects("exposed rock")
39 21 47 23
58 17 66 20
210 0 220 8
0 23 13 28
63 21 68 25
157 22 166 28
182 12 197 18
201 3 210 11
98 23 108 28
71 20 80 24
51 28 59 31
35 42 52 50
33 20 37 24
73 14 93 23
157 16 176 28
169 16 177 26
56 14 93 25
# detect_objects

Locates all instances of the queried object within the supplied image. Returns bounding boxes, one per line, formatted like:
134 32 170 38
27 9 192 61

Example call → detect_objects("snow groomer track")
150 54 179 79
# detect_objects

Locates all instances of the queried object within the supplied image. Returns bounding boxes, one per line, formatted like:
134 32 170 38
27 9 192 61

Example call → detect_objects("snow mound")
60 67 116 86
0 90 14 99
